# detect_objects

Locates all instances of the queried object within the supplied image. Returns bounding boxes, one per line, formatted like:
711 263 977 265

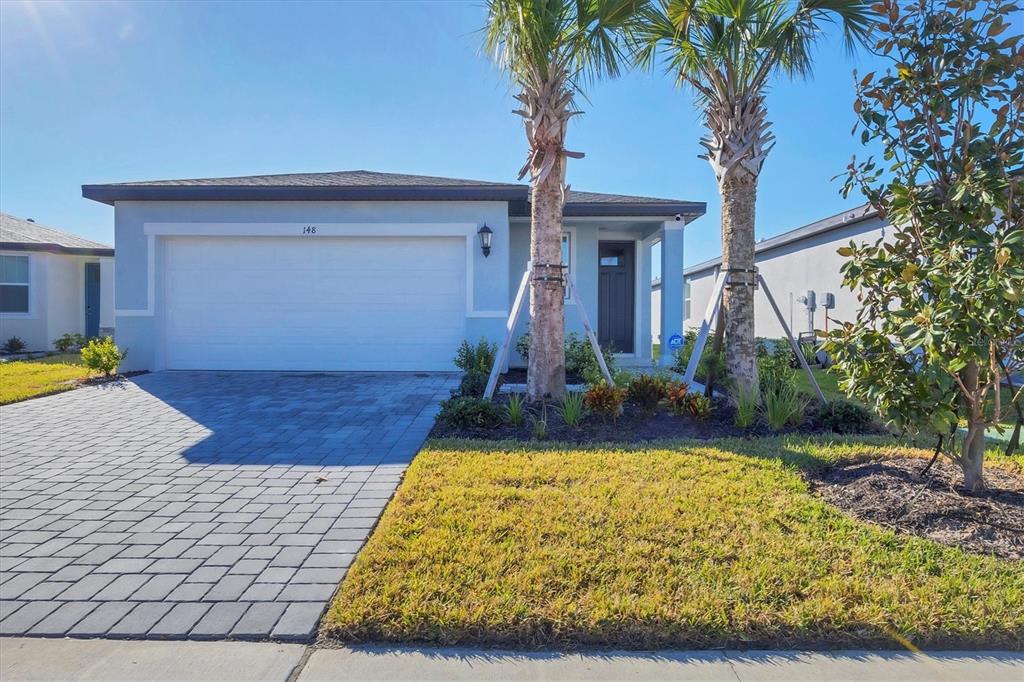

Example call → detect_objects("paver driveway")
0 371 455 641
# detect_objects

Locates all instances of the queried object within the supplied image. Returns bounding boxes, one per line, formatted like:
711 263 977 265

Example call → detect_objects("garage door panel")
163 236 466 371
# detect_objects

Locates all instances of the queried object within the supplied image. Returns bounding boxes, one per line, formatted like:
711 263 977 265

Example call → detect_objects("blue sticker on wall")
668 334 684 349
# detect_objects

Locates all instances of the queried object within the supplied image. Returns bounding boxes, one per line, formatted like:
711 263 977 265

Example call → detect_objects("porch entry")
597 241 635 354
84 262 101 338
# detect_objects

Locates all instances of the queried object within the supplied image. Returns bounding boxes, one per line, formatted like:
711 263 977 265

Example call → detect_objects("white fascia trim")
135 222 495 317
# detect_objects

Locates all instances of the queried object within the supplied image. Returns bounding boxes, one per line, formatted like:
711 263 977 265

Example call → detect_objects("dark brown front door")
598 241 635 354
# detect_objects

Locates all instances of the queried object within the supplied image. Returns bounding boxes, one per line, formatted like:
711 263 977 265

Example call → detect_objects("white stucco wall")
684 216 890 339
112 200 511 371
0 251 113 351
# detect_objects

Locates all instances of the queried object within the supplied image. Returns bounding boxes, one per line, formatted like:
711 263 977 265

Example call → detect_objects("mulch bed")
430 391 885 443
809 457 1024 560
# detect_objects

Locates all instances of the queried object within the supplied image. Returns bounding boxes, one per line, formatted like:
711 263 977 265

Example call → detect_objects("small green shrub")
665 382 690 415
686 393 713 421
516 330 615 384
531 403 548 440
583 382 625 422
515 334 531 361
53 333 87 352
627 375 667 417
438 396 503 429
505 393 526 426
558 391 586 427
671 330 724 381
732 385 759 428
80 337 125 376
810 399 876 434
759 343 798 395
2 336 26 354
760 383 807 431
454 338 497 375
456 371 488 398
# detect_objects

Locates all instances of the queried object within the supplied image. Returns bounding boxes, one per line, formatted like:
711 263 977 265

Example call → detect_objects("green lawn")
324 436 1023 649
0 353 95 405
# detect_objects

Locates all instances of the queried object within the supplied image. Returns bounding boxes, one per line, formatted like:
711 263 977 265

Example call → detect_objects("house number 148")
302 226 317 234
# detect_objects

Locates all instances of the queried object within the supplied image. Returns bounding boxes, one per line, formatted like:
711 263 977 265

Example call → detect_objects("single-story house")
661 202 885 341
1 213 115 351
82 170 705 372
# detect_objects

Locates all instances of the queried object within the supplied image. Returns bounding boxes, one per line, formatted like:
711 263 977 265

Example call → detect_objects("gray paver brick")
0 371 453 642
230 601 288 639
149 602 212 638
108 602 174 637
203 574 255 601
67 601 136 636
28 601 96 635
0 601 60 635
270 602 326 642
189 602 250 639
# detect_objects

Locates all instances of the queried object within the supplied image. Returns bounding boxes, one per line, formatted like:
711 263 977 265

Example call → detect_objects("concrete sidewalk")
2 638 1022 681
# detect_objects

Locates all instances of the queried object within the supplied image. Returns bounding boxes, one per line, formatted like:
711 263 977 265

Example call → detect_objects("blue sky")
0 0 887 268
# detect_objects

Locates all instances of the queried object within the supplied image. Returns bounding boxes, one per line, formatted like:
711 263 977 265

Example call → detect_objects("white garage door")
163 236 466 371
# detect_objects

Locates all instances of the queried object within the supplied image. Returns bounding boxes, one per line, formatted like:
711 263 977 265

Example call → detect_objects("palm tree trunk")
527 156 567 401
720 174 758 392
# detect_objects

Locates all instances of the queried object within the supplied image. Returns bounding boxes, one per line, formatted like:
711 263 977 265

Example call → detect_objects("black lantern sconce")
478 224 493 258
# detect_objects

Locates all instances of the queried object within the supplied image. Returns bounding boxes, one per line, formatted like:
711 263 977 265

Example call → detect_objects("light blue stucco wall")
508 221 660 367
113 200 510 371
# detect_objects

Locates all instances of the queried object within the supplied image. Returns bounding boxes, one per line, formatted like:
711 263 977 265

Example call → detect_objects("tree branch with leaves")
825 0 1024 492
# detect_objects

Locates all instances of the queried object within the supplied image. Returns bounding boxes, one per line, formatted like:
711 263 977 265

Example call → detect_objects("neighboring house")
0 213 115 351
82 170 705 372
675 203 886 340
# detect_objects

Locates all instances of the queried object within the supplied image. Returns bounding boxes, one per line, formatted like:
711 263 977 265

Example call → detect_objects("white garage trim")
137 222 505 318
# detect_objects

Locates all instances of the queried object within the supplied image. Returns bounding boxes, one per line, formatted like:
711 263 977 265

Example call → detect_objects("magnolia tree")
824 0 1024 492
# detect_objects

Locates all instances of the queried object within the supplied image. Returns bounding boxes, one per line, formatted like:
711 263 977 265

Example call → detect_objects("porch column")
659 219 685 367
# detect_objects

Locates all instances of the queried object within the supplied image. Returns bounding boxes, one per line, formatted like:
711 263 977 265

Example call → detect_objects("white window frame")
0 253 31 317
684 281 692 322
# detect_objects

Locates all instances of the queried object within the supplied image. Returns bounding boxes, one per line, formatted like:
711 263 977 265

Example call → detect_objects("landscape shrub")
671 329 724 381
627 374 667 417
686 393 713 421
2 336 26 354
505 392 526 426
53 333 87 352
80 337 125 376
454 338 497 375
558 391 586 427
438 396 503 429
809 399 876 434
759 343 797 395
515 331 615 384
664 381 690 416
732 385 759 428
760 383 806 431
583 382 625 422
531 403 548 440
456 371 488 398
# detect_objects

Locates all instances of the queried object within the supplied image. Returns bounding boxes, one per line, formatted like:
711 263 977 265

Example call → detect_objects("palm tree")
634 0 872 392
484 0 640 400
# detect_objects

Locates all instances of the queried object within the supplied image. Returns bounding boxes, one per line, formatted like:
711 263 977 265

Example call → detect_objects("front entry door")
597 241 635 354
84 262 101 338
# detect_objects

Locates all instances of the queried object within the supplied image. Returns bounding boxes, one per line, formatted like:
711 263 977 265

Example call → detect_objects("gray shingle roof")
101 169 520 189
83 170 706 218
682 202 878 277
1 213 113 255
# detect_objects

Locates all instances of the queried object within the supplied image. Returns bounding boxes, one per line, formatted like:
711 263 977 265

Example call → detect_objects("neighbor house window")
684 282 692 321
0 255 29 314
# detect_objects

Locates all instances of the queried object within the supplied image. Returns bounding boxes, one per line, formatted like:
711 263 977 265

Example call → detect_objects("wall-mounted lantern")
478 224 493 258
